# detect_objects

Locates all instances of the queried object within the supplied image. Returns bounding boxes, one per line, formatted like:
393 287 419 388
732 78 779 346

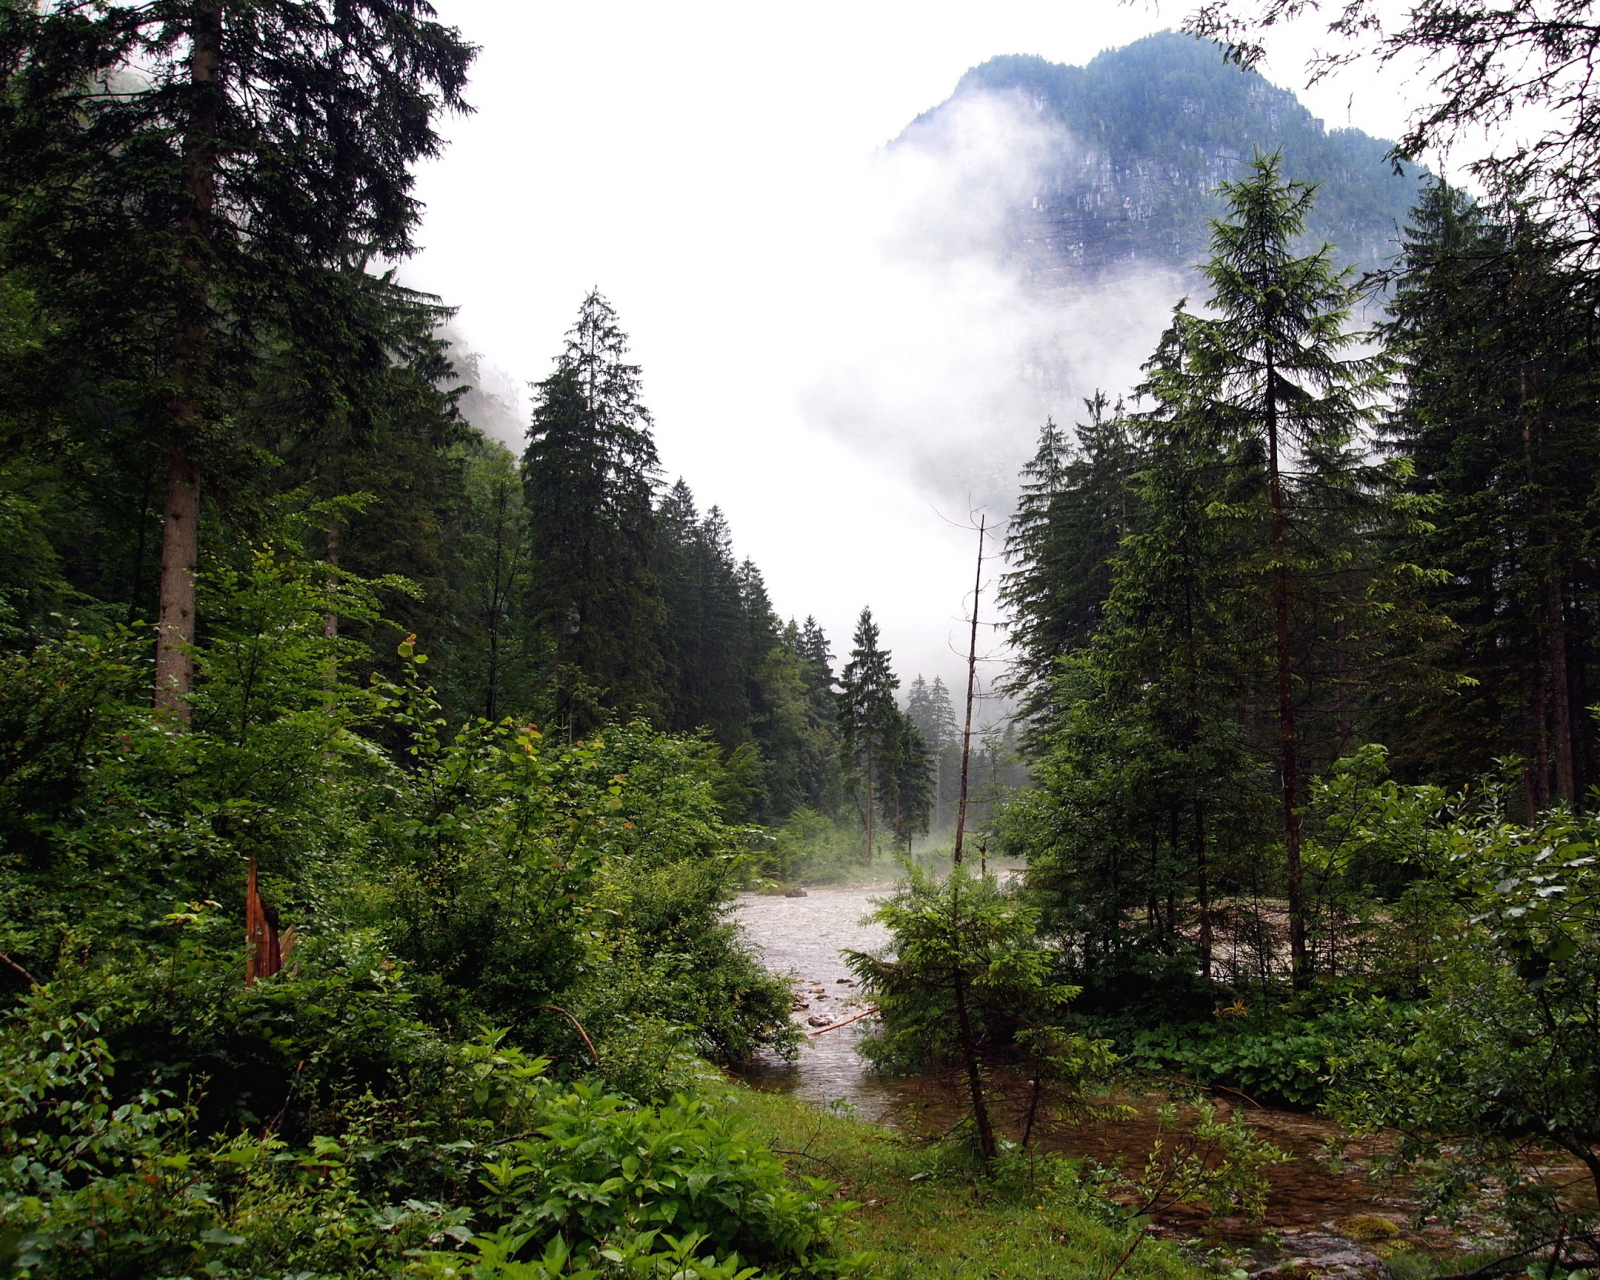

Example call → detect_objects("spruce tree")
907 674 959 828
1183 152 1387 985
523 292 663 732
0 0 473 717
878 708 934 853
789 616 844 815
1382 182 1600 808
1000 397 1140 741
838 607 899 863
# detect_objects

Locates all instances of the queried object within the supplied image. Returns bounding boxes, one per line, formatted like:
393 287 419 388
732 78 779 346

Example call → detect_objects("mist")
408 3 1417 698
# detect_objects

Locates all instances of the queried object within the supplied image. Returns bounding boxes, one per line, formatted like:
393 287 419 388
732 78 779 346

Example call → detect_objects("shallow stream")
732 884 1495 1278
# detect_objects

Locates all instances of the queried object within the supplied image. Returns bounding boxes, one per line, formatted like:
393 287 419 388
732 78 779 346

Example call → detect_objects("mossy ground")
725 1085 1205 1280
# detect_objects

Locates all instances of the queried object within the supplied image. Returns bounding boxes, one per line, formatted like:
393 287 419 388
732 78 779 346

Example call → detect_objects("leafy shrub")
1108 1005 1363 1108
0 1002 860 1280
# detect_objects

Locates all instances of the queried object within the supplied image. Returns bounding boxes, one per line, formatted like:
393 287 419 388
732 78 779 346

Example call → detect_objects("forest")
1 2 1599 1280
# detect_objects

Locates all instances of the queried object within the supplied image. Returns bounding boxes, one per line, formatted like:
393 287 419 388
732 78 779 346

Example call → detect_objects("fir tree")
907 675 959 828
838 607 899 863
0 0 474 717
523 292 664 733
878 708 934 853
1381 182 1600 808
1001 398 1140 740
1183 152 1388 985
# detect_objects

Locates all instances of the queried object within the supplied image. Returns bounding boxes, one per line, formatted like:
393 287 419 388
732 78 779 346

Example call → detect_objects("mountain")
897 31 1424 285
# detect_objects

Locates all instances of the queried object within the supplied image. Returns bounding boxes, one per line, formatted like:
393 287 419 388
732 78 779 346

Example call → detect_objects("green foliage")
460 1087 857 1272
1110 1006 1366 1109
0 1005 856 1280
849 864 1118 1159
1379 179 1600 805
849 866 1076 1075
1321 771 1600 1237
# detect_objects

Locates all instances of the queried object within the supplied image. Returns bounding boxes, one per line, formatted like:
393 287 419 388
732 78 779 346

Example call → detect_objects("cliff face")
898 32 1423 285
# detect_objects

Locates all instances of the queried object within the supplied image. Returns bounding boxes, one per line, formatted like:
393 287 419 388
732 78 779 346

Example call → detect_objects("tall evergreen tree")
1381 181 1600 809
838 607 899 863
1182 152 1388 985
0 0 474 717
1000 398 1140 741
786 616 844 815
523 292 663 733
878 708 934 853
907 675 959 829
452 441 536 723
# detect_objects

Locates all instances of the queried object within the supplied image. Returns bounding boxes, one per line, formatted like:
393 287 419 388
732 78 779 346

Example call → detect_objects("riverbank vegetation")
5 0 1600 1276
954 119 1600 1269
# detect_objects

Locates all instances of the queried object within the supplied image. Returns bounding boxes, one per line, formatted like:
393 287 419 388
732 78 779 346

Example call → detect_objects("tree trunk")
1546 563 1575 803
324 519 340 641
953 516 986 866
1530 637 1552 811
1266 351 1308 989
952 962 998 1163
155 445 201 718
154 2 222 720
864 744 874 866
1195 798 1212 980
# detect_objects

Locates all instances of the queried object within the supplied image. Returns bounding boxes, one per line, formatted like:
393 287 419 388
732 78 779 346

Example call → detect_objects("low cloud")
797 88 1187 510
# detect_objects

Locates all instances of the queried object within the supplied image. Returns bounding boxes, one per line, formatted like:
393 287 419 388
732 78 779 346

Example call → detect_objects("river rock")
784 886 808 897
1250 1228 1386 1280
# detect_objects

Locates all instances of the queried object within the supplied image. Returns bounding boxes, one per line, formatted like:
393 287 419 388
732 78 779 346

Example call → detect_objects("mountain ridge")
898 31 1423 284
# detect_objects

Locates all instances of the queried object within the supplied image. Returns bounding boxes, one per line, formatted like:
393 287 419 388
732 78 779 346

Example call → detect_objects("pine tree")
0 0 473 717
838 607 899 863
523 292 664 734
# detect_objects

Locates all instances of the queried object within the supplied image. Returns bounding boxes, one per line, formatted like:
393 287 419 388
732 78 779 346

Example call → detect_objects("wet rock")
791 1000 810 1011
784 886 808 897
806 1014 833 1027
1251 1228 1386 1280
1339 1216 1402 1242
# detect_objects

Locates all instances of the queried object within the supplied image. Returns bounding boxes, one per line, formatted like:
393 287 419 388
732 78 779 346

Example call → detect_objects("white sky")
408 0 1426 693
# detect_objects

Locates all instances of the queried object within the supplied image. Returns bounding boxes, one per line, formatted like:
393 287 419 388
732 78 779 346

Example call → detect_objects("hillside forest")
1 5 1600 1280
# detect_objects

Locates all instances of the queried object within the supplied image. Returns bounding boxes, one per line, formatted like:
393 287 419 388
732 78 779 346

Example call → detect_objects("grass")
724 1084 1207 1280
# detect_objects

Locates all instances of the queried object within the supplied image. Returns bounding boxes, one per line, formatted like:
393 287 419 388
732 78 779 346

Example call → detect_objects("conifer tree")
878 708 934 853
907 675 959 828
1000 398 1140 740
455 443 534 723
787 616 844 815
0 0 474 717
1182 152 1387 985
838 607 899 863
523 292 663 732
1382 182 1600 808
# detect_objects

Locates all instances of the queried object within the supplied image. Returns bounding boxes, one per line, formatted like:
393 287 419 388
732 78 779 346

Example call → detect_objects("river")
732 883 1497 1277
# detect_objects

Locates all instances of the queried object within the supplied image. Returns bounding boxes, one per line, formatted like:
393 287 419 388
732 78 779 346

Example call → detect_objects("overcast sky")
407 0 1424 697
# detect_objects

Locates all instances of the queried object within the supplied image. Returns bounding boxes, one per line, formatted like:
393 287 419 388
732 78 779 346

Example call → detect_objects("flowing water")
735 884 901 1119
733 884 1504 1277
